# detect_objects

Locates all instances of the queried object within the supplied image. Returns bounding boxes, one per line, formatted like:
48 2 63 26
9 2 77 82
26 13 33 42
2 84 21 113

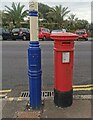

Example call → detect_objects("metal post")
28 0 42 109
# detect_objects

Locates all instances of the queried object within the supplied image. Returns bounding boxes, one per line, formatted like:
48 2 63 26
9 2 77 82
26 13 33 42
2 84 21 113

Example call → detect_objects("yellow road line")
0 94 7 98
17 97 23 101
8 97 14 101
73 87 93 91
73 84 93 88
0 89 12 93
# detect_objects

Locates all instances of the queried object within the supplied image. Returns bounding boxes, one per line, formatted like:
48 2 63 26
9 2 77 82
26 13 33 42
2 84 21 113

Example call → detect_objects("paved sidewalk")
2 97 92 119
16 99 92 119
41 99 91 118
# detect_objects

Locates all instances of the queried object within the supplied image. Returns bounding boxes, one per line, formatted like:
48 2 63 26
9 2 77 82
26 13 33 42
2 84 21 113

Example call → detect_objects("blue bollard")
28 41 42 109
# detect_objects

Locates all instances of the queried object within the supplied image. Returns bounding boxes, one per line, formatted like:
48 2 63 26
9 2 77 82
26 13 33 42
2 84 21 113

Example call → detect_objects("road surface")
1 40 92 95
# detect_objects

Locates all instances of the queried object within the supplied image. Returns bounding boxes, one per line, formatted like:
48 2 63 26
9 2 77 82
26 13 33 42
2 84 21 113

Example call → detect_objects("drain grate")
20 91 92 100
20 91 54 98
21 91 30 97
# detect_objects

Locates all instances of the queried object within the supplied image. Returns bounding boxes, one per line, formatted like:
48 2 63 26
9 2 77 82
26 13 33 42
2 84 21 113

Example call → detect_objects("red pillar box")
50 32 78 108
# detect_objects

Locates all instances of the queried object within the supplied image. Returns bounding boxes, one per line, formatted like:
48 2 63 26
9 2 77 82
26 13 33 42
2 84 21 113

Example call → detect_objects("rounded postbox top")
50 32 78 41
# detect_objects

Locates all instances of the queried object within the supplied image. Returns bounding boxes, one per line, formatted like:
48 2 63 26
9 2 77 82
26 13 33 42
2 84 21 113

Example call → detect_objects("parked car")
0 28 11 40
39 27 50 40
50 29 67 40
11 28 30 40
75 29 88 41
51 29 67 34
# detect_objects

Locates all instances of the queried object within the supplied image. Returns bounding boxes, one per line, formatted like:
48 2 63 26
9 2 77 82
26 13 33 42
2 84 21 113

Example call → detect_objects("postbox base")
54 89 73 108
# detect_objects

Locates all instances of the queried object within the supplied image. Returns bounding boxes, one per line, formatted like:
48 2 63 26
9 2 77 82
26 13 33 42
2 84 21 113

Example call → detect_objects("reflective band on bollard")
28 41 42 109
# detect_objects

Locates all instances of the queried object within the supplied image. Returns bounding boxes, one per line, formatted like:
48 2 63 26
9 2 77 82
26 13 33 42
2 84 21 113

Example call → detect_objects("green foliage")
2 2 90 32
75 20 89 30
5 2 28 28
38 3 50 19
46 5 70 29
66 14 89 32
0 10 2 27
89 23 93 37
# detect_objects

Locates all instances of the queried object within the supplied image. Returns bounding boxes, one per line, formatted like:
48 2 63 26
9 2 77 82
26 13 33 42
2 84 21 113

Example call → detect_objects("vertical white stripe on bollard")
29 0 38 41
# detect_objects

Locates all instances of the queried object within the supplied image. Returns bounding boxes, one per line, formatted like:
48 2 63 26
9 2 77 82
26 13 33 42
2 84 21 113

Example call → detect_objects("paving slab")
2 97 92 119
2 100 27 118
41 99 91 118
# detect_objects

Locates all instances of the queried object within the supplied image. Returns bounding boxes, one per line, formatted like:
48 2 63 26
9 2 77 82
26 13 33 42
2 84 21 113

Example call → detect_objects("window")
76 31 85 34
12 28 19 32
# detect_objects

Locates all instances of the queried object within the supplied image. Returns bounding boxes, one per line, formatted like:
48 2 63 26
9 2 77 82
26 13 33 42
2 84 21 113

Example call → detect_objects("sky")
1 0 92 23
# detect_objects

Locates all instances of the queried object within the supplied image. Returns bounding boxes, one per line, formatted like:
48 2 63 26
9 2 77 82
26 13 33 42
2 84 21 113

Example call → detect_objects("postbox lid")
50 32 78 41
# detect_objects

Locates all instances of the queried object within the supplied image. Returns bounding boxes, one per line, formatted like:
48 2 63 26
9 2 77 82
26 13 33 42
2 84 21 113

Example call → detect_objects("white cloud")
61 2 91 23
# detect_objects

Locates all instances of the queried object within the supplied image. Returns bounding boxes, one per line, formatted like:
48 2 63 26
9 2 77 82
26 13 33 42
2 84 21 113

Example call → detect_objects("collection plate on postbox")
62 52 70 63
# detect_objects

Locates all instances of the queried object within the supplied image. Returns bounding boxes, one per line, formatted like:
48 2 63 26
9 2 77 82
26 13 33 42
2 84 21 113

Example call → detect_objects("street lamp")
28 0 42 109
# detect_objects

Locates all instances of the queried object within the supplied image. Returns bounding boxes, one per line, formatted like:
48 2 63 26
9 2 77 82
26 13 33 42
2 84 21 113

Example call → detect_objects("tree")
5 2 28 27
0 10 2 27
75 19 89 30
68 14 78 24
38 3 51 28
46 5 70 28
67 14 78 31
0 10 9 26
89 23 93 37
38 3 50 20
